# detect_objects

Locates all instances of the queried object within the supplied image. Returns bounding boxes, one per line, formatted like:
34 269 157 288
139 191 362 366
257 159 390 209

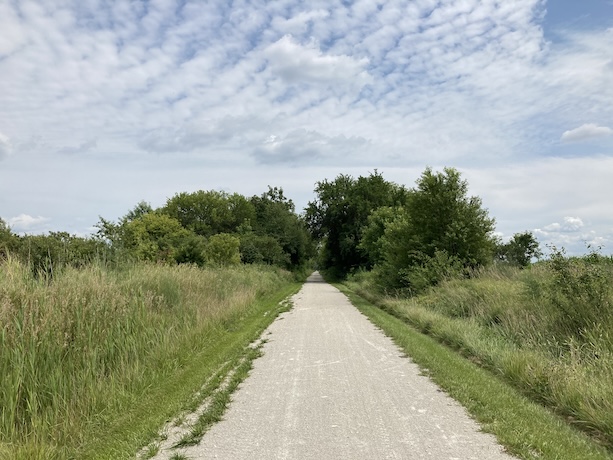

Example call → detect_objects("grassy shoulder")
0 259 303 460
86 283 299 460
335 282 613 460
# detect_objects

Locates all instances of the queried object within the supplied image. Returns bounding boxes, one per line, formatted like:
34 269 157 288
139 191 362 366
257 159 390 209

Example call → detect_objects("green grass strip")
80 283 300 460
336 283 613 460
173 346 263 448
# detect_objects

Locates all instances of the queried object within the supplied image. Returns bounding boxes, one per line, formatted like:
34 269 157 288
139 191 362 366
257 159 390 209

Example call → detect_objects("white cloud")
561 216 585 232
271 10 330 35
542 216 584 233
8 214 50 232
139 116 271 154
533 217 591 252
561 123 613 142
0 132 11 160
263 35 371 86
0 3 27 56
541 223 561 232
253 129 369 165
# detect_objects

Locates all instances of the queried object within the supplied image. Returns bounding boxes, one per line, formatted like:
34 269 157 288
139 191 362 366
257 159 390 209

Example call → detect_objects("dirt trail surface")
186 272 516 459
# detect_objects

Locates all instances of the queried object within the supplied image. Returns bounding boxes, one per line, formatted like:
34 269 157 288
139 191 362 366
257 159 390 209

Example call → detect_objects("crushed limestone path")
184 272 516 459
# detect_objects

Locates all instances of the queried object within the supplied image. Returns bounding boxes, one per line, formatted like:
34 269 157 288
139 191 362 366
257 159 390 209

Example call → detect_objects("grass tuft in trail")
169 454 189 460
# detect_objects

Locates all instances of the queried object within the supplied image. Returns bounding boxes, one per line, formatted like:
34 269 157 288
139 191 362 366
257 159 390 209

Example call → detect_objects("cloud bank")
0 1 611 253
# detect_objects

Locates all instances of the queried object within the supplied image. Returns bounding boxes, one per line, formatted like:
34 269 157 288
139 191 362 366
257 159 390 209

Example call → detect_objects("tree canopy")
306 167 498 293
94 186 313 270
496 231 542 267
306 171 407 276
376 168 496 291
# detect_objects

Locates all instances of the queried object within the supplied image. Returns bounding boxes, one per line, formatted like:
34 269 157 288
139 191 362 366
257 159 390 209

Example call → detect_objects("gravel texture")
186 272 516 459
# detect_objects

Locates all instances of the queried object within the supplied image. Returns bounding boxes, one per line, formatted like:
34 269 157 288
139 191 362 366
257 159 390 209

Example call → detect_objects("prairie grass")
345 254 613 451
0 257 293 459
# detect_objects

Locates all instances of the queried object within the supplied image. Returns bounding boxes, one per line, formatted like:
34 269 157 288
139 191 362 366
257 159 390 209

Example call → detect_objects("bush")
239 233 289 266
205 233 241 266
401 250 465 294
544 247 613 341
17 232 107 278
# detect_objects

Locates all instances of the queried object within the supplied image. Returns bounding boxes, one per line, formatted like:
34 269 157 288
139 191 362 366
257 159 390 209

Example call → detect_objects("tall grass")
0 257 292 458
345 253 613 450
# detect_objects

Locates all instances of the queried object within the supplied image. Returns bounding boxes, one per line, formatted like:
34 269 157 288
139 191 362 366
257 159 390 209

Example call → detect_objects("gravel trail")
185 272 516 459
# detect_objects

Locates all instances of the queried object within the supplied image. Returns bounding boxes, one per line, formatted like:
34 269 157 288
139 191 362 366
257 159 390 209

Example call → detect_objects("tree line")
306 168 541 293
0 187 314 277
1 167 540 287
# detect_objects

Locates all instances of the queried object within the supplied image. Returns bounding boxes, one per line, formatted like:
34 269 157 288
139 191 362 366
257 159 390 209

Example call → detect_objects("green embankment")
0 258 301 460
338 261 613 460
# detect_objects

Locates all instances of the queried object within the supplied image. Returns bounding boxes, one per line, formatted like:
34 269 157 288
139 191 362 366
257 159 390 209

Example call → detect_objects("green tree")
98 189 311 270
228 193 257 230
239 233 289 266
378 167 496 291
497 231 542 267
306 171 407 276
95 201 154 250
0 218 18 258
161 190 255 237
124 200 153 222
358 206 399 267
251 187 313 268
174 233 208 266
122 213 193 263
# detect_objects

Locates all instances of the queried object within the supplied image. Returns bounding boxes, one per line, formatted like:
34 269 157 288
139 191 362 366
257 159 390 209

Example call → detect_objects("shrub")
205 233 241 266
544 247 613 341
239 233 289 266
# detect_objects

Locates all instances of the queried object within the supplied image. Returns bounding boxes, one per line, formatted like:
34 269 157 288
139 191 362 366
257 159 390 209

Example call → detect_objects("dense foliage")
308 167 501 293
1 168 541 285
376 168 496 292
1 186 314 276
305 171 408 276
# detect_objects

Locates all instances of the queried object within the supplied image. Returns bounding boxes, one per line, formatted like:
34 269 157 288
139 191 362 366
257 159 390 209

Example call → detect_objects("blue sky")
1 0 612 255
